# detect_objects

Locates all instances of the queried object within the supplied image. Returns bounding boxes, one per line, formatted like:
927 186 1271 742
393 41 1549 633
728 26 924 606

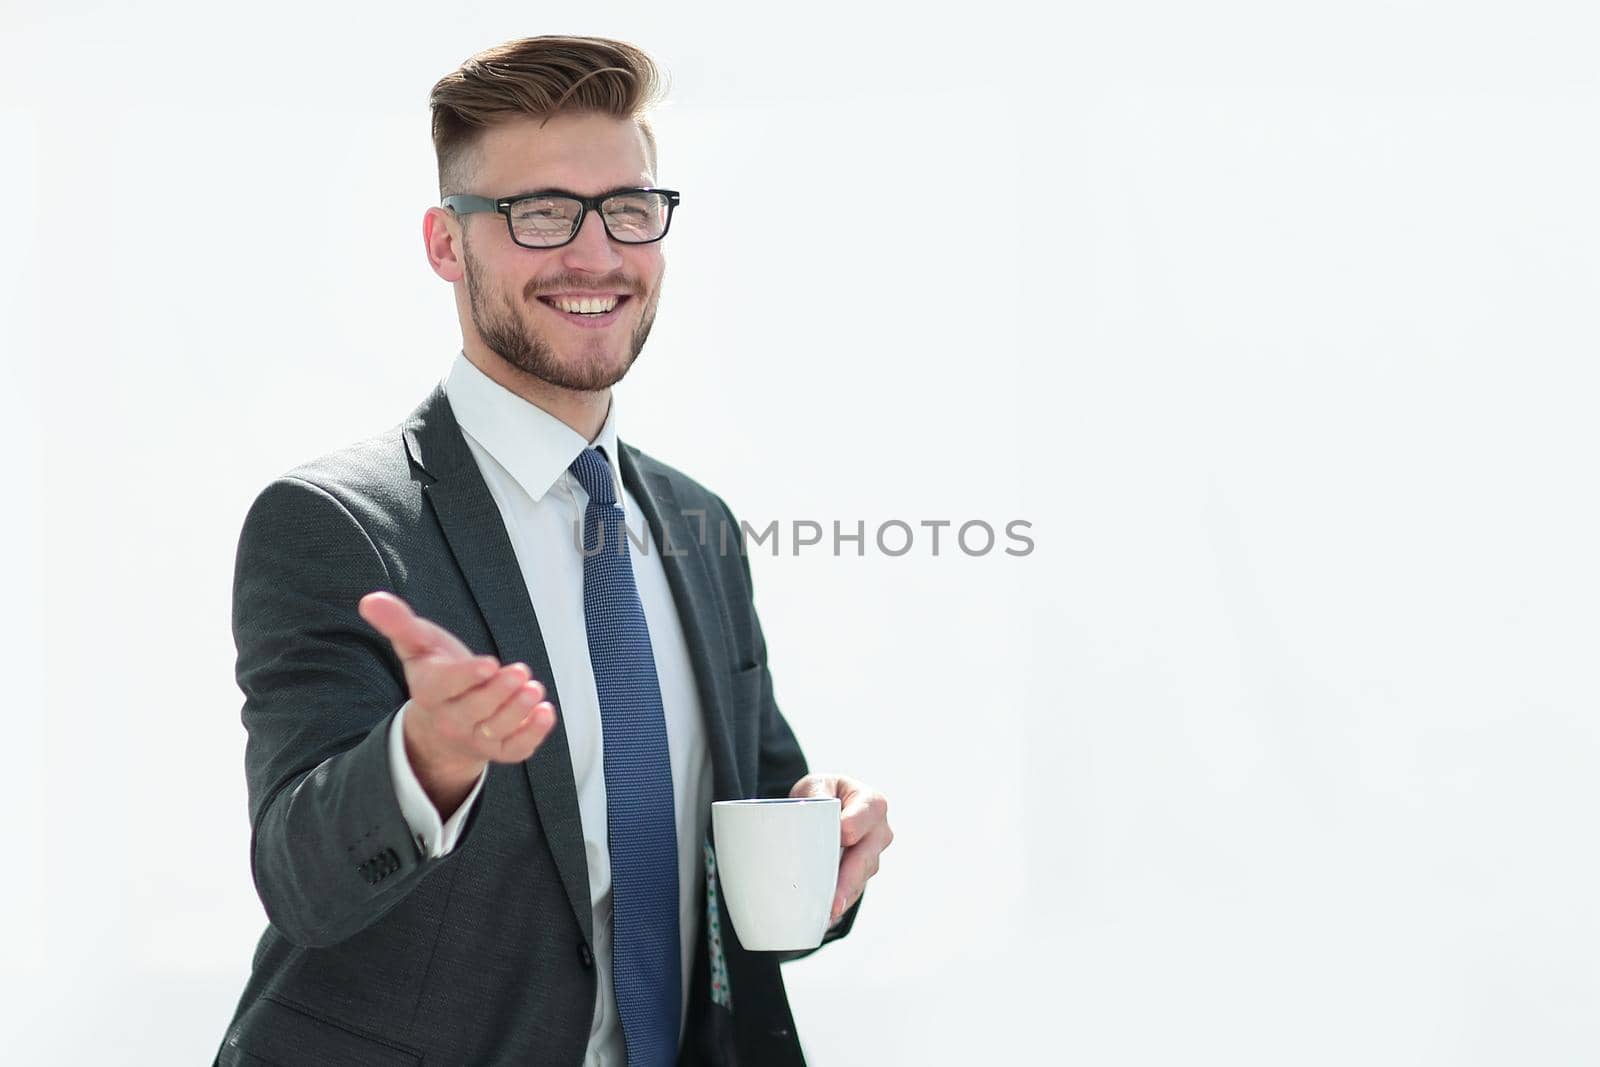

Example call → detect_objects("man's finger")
359 591 471 661
493 701 558 763
831 823 890 921
411 654 509 710
789 772 841 801
463 674 545 744
839 790 887 848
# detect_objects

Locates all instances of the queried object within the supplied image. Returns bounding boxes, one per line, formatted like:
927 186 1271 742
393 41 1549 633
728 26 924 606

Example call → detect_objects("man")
214 35 892 1066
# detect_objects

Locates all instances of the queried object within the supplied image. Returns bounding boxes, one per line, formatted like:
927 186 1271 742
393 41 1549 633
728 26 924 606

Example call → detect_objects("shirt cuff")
388 699 488 859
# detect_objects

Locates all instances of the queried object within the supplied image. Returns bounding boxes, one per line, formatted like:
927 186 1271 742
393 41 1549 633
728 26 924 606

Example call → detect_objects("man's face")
451 113 665 392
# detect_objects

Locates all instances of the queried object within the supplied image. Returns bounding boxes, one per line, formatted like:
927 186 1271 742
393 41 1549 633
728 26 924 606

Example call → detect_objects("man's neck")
461 344 609 442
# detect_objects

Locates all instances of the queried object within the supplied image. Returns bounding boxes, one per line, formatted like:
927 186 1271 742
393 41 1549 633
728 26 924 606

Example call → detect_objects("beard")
462 236 661 392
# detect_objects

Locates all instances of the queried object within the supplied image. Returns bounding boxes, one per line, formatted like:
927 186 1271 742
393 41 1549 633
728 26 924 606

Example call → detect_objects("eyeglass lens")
507 191 671 246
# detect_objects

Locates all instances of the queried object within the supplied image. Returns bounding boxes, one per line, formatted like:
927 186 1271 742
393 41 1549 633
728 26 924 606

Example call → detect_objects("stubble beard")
462 237 660 392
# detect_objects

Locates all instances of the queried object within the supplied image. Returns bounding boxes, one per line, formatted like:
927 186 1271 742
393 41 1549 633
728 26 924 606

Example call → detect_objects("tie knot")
568 446 617 506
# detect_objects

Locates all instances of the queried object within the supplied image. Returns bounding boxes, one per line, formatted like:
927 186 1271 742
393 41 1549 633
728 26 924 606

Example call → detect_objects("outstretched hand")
358 591 558 791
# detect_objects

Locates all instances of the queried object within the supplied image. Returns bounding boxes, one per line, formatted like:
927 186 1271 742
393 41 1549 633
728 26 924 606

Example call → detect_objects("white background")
4 1 1599 1063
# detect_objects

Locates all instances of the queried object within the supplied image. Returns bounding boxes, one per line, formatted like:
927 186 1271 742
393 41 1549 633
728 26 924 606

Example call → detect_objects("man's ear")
423 207 466 283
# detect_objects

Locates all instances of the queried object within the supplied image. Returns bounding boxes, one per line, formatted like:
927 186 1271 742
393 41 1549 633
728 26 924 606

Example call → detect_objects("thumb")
358 591 437 661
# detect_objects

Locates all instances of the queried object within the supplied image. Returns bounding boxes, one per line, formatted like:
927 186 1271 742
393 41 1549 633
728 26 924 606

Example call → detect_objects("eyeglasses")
441 187 681 249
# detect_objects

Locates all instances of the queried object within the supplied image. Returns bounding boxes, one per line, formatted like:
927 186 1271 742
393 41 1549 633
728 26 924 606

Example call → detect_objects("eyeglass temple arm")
440 195 499 214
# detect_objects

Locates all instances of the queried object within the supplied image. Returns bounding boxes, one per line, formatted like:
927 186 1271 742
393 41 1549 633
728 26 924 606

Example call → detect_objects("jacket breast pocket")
219 994 422 1067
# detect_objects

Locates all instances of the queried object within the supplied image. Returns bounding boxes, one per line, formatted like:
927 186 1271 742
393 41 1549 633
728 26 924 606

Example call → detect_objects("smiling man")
214 36 892 1067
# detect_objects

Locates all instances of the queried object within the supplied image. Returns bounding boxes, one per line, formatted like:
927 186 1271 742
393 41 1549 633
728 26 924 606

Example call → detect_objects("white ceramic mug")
711 797 842 951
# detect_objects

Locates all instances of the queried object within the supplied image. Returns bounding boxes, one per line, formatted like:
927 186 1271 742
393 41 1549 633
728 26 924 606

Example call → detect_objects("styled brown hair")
429 36 664 198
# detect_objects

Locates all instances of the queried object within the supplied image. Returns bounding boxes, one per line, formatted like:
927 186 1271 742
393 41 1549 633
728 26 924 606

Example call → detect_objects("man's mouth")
536 292 632 327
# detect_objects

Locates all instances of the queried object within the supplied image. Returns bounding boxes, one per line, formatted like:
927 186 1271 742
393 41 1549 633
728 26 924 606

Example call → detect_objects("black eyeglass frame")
441 187 682 249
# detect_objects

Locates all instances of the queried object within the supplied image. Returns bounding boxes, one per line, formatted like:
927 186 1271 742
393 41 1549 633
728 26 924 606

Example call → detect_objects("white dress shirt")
386 351 714 1066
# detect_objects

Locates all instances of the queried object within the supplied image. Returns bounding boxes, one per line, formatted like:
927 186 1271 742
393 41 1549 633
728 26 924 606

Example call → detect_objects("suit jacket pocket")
219 994 422 1067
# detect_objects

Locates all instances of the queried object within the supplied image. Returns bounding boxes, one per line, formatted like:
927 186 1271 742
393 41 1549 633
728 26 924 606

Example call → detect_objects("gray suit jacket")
214 382 859 1066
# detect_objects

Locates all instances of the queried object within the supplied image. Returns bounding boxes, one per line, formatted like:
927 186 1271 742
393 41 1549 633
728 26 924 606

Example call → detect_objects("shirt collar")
442 350 622 503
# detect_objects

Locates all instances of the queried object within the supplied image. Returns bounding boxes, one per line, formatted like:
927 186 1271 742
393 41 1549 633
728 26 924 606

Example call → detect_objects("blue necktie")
568 446 682 1067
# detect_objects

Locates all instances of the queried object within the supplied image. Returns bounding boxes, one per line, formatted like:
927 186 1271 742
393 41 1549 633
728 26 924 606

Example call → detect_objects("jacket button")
578 943 594 968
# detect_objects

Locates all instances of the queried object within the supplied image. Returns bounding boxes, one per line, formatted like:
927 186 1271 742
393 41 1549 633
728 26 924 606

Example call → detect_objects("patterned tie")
568 445 682 1067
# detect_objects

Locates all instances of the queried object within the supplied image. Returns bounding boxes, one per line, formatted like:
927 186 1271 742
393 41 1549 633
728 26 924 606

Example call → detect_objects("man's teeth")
548 295 620 314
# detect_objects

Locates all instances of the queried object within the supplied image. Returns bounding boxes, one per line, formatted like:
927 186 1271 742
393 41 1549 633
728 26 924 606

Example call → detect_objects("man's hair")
429 36 664 199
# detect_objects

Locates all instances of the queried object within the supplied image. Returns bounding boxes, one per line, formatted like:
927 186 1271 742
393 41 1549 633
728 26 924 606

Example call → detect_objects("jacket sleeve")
233 475 468 948
714 494 864 958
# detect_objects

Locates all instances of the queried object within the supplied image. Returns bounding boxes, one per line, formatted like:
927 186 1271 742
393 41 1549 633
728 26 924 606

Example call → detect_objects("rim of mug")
711 797 839 806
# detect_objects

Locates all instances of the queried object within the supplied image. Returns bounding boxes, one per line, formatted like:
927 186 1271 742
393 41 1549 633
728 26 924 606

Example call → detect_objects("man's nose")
559 208 623 272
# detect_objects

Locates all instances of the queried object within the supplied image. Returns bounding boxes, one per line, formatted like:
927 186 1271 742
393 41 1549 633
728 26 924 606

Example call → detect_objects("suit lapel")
619 442 746 802
402 383 593 946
